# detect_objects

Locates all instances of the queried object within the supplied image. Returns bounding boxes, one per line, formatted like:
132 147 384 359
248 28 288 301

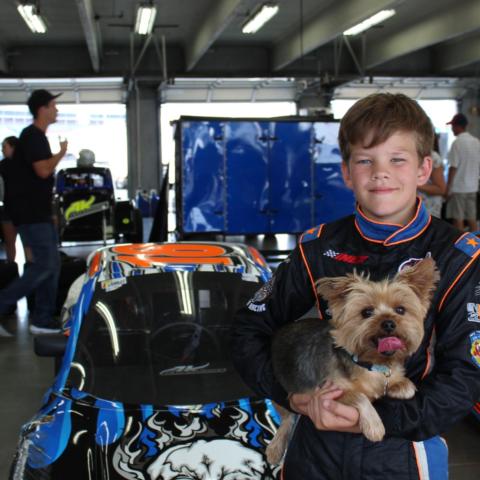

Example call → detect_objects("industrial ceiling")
1 0 479 102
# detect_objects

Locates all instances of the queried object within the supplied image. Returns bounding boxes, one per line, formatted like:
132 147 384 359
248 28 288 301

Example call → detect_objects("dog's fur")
266 257 439 464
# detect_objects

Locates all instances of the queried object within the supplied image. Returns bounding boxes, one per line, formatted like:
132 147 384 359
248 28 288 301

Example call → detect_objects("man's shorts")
446 192 477 220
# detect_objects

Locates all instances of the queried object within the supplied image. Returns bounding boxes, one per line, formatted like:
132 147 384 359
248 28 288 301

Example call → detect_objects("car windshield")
66 271 260 405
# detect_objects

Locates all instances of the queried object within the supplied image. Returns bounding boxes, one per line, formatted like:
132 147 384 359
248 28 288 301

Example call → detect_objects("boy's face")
341 130 432 226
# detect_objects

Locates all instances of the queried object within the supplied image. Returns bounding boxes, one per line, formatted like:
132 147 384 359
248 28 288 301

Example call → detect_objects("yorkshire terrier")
266 257 439 464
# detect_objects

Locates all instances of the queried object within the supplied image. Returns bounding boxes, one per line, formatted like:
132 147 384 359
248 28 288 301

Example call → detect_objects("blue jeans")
0 222 60 327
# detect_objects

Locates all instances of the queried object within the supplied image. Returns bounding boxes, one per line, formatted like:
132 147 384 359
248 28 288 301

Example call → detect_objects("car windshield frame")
66 270 261 405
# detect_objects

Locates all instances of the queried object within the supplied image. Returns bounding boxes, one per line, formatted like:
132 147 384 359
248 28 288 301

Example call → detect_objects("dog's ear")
315 274 356 305
396 257 440 303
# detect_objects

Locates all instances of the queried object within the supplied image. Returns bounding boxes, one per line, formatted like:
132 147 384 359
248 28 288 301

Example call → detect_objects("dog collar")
351 354 391 377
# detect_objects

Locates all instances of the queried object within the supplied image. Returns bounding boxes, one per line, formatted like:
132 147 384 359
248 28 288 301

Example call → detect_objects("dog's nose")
381 320 396 333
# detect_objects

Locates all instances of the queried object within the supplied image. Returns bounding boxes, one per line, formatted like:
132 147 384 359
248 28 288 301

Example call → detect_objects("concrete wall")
126 81 163 197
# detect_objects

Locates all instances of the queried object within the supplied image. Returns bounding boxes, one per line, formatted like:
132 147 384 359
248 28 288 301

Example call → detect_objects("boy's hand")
289 382 361 433
307 396 361 433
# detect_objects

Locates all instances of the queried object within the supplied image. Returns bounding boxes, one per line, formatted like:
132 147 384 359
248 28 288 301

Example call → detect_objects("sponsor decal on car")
65 195 96 220
101 277 127 292
242 273 260 283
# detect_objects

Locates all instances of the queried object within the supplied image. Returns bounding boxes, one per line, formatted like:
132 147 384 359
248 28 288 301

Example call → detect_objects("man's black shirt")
6 124 54 225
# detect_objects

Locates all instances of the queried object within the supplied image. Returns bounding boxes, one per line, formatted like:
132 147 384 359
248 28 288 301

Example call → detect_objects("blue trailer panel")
181 120 226 233
176 117 355 236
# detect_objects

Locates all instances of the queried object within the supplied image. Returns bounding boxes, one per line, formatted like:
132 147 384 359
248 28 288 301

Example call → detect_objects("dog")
266 257 439 464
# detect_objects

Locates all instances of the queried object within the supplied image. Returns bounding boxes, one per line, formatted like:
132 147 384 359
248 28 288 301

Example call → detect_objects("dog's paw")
360 416 385 442
388 378 416 399
266 441 284 465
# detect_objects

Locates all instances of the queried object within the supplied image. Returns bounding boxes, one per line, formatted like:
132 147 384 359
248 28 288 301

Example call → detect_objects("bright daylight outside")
0 103 128 197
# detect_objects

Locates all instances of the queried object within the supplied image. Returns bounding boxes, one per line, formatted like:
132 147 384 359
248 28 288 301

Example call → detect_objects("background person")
0 89 68 335
0 136 19 262
418 133 446 218
445 113 480 231
0 136 33 263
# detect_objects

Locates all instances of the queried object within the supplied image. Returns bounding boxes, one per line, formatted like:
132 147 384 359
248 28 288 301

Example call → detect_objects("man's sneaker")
29 325 61 335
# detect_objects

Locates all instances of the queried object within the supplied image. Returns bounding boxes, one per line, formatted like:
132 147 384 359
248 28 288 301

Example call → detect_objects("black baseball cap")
27 89 62 116
446 113 468 127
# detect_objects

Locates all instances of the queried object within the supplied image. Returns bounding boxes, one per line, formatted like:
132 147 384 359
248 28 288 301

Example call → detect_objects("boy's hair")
338 93 434 163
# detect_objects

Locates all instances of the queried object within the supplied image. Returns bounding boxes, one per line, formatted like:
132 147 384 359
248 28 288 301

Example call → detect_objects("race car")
54 166 143 243
11 241 281 479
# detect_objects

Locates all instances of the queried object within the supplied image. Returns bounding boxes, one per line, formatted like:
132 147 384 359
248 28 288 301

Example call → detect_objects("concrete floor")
0 239 479 479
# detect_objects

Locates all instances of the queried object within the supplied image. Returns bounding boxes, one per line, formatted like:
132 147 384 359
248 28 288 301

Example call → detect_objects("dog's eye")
361 307 374 318
395 306 406 315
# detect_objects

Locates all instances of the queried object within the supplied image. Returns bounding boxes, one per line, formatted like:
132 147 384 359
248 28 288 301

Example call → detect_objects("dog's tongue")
377 337 405 353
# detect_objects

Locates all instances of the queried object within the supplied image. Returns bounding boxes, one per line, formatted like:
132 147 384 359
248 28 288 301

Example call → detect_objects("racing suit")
231 200 480 480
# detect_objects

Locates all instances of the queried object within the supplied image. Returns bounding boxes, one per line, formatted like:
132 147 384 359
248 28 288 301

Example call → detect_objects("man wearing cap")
445 112 480 231
0 89 67 335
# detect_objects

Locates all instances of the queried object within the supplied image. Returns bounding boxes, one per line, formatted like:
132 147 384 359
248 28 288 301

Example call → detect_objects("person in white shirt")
445 113 480 231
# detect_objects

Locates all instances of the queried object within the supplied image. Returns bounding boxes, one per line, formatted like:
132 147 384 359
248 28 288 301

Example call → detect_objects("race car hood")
11 387 280 480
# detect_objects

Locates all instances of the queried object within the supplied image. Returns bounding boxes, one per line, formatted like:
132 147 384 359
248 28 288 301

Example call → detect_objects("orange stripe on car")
112 243 233 267
88 251 102 277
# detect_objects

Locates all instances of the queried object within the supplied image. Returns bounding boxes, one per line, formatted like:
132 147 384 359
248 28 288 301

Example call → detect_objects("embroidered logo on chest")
467 303 480 323
323 250 368 264
470 331 480 368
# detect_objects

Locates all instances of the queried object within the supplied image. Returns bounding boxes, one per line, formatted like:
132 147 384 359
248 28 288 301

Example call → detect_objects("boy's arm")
374 258 480 441
231 247 317 408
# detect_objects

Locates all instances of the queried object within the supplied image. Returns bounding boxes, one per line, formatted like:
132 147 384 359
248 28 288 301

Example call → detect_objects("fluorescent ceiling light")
134 4 157 35
17 3 47 34
242 4 279 34
343 9 396 36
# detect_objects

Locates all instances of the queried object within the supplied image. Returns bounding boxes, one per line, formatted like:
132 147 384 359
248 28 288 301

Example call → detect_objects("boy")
231 93 480 479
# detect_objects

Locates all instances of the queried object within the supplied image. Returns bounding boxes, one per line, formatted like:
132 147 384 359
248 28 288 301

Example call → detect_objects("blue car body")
11 242 280 479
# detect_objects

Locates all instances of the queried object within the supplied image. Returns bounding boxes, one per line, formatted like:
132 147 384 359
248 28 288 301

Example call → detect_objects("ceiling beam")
437 34 480 72
366 0 480 69
273 0 396 71
75 0 101 72
185 0 243 71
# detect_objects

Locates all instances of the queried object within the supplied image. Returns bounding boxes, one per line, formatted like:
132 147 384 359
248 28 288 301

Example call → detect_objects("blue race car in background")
55 166 143 243
10 242 280 479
